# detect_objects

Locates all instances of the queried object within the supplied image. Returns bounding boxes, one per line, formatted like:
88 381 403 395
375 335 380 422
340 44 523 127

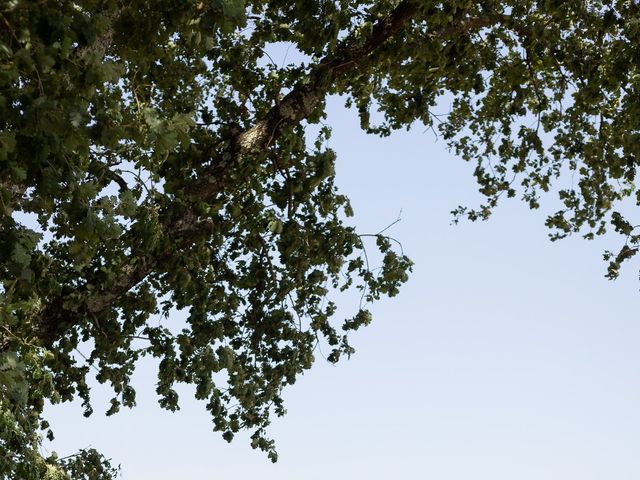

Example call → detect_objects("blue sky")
45 93 640 479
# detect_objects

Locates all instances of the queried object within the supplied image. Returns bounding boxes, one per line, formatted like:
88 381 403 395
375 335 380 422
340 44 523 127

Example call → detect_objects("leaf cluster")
1 0 639 477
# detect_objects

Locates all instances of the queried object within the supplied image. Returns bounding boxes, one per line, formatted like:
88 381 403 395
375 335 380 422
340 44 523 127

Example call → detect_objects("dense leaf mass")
1 0 639 477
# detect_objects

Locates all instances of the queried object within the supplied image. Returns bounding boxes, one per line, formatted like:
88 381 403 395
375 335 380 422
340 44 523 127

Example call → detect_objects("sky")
43 93 640 479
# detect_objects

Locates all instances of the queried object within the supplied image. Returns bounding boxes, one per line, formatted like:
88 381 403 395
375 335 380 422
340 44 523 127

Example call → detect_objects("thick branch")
31 2 498 348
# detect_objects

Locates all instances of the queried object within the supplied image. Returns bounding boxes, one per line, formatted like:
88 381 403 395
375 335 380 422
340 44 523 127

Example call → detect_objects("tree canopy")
1 0 640 477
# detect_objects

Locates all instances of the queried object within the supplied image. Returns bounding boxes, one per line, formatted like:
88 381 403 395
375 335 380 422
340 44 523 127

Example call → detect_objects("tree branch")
28 2 499 349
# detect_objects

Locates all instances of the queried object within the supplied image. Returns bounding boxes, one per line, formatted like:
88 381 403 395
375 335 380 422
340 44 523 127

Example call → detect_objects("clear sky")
44 93 640 479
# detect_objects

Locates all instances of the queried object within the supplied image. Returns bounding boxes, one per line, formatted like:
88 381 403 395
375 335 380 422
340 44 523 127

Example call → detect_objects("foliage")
1 0 639 477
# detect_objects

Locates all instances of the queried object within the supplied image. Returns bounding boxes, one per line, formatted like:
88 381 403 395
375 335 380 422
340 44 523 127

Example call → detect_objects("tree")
1 0 639 477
